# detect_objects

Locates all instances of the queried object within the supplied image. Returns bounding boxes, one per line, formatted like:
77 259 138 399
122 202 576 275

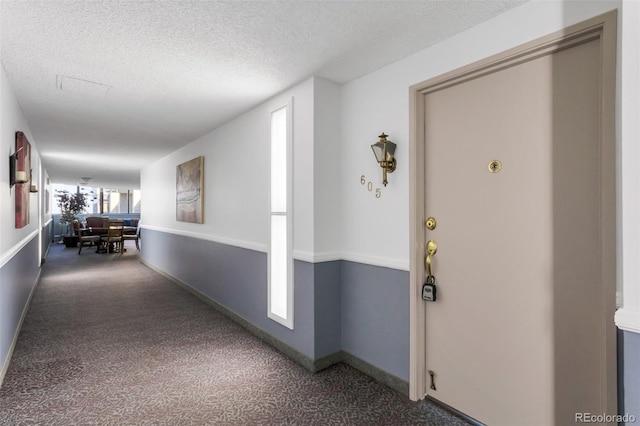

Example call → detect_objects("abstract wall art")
15 131 31 228
176 156 204 224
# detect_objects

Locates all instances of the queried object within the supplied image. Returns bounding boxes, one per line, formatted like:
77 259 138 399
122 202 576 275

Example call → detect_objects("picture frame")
176 156 204 224
15 131 31 228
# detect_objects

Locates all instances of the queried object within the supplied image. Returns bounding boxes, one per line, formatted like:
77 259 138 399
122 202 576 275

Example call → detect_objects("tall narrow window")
268 104 293 328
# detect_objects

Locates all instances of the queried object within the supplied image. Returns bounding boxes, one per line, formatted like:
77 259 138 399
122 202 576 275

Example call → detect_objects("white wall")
141 78 316 254
141 0 639 329
291 80 316 257
0 65 41 263
339 0 640 328
40 168 52 226
339 0 622 273
312 78 342 260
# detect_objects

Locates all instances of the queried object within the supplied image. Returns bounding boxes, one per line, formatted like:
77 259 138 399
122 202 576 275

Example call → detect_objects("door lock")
425 216 437 230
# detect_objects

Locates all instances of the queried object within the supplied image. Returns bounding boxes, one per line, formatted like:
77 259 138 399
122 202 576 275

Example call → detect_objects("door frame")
408 10 618 407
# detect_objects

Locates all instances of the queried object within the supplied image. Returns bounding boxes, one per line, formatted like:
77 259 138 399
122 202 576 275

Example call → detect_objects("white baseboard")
144 226 410 271
141 225 267 253
615 307 640 334
292 251 409 271
0 230 39 269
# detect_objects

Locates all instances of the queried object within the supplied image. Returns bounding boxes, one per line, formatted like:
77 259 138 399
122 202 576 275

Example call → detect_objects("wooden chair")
78 228 101 254
123 221 141 250
86 216 106 228
72 220 85 235
100 220 124 254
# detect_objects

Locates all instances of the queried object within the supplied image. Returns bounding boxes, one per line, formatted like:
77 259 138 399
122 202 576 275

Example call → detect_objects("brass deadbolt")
425 217 437 230
488 160 502 173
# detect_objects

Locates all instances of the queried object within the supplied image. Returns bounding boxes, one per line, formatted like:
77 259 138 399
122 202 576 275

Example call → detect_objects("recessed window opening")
51 184 141 215
268 103 293 329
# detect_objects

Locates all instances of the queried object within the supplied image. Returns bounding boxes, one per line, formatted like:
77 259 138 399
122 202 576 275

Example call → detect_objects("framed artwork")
15 131 31 228
176 156 204 223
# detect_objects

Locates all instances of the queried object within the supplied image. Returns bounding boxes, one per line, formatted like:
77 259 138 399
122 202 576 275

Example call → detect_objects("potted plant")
54 189 92 247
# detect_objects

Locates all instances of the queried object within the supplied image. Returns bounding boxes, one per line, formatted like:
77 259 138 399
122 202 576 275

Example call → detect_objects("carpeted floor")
0 242 470 425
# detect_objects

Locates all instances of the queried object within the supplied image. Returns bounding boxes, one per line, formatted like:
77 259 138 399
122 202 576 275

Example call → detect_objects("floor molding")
140 258 410 397
341 351 409 396
41 237 52 265
427 396 485 426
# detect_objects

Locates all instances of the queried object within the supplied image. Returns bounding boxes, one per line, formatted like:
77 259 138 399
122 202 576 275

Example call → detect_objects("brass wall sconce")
29 169 38 192
371 133 397 186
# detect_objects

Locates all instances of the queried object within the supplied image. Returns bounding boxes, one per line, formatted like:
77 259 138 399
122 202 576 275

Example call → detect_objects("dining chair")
71 220 84 235
123 221 141 250
85 216 104 228
100 220 124 254
78 228 101 255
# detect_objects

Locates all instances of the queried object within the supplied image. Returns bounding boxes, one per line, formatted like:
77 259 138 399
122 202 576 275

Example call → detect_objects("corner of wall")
313 260 342 359
313 78 342 256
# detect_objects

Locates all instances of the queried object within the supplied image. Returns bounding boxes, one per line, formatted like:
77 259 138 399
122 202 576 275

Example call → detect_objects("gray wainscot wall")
622 330 640 422
0 236 41 385
141 228 410 395
41 220 53 262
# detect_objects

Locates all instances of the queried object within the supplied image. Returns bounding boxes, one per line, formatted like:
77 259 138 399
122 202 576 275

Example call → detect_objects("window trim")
267 100 294 329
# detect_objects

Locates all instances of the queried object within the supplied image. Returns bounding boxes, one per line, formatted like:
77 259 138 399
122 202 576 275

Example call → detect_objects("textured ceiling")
0 0 526 189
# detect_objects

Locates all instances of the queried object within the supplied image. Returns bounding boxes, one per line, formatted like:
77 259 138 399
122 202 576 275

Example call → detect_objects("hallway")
0 244 467 425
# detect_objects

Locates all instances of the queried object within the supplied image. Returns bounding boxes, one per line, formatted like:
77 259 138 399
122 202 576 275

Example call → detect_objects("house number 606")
360 175 381 198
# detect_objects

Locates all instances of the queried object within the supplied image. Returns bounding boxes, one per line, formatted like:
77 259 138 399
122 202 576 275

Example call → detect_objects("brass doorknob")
426 240 438 256
425 240 438 275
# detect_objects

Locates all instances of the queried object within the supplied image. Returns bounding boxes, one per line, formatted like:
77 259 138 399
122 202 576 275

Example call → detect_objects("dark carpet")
0 242 469 425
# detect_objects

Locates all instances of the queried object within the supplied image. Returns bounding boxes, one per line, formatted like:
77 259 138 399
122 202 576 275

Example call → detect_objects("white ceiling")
0 0 526 189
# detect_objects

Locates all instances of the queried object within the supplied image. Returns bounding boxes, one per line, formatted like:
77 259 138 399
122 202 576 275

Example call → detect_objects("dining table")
82 226 137 235
80 226 137 253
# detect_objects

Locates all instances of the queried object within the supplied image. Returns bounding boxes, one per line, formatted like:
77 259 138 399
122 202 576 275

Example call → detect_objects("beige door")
414 15 616 426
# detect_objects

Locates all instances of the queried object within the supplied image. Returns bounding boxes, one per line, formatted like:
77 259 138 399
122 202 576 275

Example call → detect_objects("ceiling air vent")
56 75 112 98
